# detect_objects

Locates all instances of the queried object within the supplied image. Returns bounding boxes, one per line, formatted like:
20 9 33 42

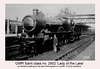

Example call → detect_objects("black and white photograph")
5 4 95 61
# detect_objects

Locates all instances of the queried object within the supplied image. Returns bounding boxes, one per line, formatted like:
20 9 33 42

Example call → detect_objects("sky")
6 4 95 21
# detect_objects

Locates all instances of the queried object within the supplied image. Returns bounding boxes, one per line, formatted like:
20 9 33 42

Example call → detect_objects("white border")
0 0 100 69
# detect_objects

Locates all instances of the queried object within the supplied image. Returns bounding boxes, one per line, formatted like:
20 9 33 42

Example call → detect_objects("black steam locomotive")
19 9 81 55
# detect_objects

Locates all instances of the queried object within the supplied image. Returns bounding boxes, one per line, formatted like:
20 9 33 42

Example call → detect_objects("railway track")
27 35 94 60
5 34 94 60
54 35 94 60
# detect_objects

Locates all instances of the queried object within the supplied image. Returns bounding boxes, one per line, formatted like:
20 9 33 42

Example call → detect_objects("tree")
57 7 75 17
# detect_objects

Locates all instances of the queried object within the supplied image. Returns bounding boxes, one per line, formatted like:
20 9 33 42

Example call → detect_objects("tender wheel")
70 35 75 42
75 36 79 41
78 36 80 40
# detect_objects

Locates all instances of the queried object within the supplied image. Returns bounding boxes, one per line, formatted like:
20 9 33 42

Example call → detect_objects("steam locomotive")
19 9 81 55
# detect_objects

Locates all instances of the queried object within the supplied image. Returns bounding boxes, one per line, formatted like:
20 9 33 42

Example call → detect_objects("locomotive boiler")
19 9 81 55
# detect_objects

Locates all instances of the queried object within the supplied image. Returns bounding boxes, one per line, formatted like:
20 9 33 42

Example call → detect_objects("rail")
54 35 94 60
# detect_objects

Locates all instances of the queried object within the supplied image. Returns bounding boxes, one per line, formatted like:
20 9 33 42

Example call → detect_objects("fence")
5 19 23 36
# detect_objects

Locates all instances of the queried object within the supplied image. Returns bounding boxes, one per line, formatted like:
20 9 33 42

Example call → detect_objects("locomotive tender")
19 9 81 55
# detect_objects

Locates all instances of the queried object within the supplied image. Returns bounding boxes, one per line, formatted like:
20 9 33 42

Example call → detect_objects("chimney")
33 9 39 15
